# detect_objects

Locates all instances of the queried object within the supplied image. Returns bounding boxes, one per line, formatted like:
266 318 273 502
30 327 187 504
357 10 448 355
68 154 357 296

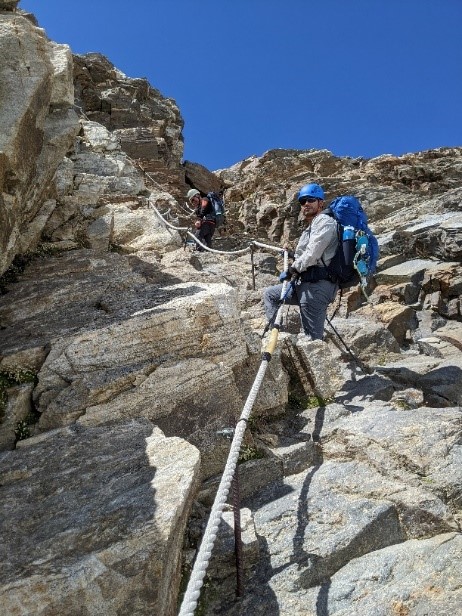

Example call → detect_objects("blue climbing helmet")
297 183 325 201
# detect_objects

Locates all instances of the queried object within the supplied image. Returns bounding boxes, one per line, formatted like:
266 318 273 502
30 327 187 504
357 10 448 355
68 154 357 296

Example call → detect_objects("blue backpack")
324 196 379 290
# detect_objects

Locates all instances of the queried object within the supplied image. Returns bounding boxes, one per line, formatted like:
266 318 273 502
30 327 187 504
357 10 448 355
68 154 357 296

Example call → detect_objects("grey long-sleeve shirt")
292 213 338 273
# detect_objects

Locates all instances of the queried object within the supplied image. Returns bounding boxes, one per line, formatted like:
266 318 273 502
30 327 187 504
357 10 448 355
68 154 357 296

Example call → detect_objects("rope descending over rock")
178 255 290 616
150 198 282 256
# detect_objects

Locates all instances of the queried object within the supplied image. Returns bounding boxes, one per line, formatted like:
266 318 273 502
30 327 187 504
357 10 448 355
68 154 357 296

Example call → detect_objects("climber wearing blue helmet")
297 183 325 201
263 182 338 340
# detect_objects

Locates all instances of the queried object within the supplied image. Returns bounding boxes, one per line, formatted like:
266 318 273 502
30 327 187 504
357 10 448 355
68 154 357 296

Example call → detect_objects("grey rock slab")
294 403 351 443
335 372 396 406
376 259 446 285
311 460 456 539
0 249 153 352
403 212 462 234
292 337 345 401
78 358 247 480
327 316 400 361
320 404 462 510
376 354 462 405
34 282 247 424
324 532 462 616
0 419 200 616
267 438 318 476
224 532 462 616
247 461 406 591
0 13 79 274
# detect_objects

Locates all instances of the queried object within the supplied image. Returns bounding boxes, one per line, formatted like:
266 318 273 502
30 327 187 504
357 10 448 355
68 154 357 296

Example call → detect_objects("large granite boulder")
0 419 200 616
0 11 79 274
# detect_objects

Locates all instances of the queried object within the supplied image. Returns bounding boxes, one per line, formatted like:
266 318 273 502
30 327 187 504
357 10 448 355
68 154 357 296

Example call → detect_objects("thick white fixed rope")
151 204 188 231
178 363 268 616
184 231 250 256
178 254 289 616
150 200 282 256
252 239 284 253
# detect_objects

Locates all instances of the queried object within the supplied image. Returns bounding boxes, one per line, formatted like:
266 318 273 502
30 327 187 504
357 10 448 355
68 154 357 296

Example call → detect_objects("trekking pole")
260 249 291 340
325 316 371 374
250 244 256 290
261 277 295 339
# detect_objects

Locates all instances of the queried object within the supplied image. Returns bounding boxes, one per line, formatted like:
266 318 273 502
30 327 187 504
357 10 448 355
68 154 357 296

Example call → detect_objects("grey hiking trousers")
263 279 338 340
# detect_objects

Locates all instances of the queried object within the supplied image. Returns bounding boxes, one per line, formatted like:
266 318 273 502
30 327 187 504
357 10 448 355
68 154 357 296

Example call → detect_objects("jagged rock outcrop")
0 6 461 616
0 1 19 11
183 160 223 195
73 53 186 199
217 147 462 252
42 119 182 253
0 9 79 275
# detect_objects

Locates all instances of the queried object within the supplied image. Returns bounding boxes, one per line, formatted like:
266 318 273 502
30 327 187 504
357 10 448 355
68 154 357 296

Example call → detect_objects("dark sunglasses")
299 196 318 205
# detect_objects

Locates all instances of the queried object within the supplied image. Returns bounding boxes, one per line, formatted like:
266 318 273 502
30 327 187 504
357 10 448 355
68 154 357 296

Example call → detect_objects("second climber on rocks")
187 189 216 251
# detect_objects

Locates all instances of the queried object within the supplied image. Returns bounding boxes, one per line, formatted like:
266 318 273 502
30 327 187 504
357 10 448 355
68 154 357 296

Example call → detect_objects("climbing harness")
178 254 290 616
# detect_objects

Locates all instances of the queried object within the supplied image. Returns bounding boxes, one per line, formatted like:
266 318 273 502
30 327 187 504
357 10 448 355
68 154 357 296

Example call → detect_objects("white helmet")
187 188 200 201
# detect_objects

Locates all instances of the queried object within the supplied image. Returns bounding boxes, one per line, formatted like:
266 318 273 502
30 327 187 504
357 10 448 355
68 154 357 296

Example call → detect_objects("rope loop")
150 200 282 256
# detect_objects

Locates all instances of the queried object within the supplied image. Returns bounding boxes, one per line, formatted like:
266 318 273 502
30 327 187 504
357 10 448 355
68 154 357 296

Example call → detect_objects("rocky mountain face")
0 4 461 616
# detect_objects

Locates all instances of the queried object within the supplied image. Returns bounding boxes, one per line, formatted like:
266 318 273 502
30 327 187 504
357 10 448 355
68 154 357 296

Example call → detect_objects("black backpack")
207 191 226 229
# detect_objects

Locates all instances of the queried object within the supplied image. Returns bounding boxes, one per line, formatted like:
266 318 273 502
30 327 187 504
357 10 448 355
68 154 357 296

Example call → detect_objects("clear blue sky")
20 0 462 171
